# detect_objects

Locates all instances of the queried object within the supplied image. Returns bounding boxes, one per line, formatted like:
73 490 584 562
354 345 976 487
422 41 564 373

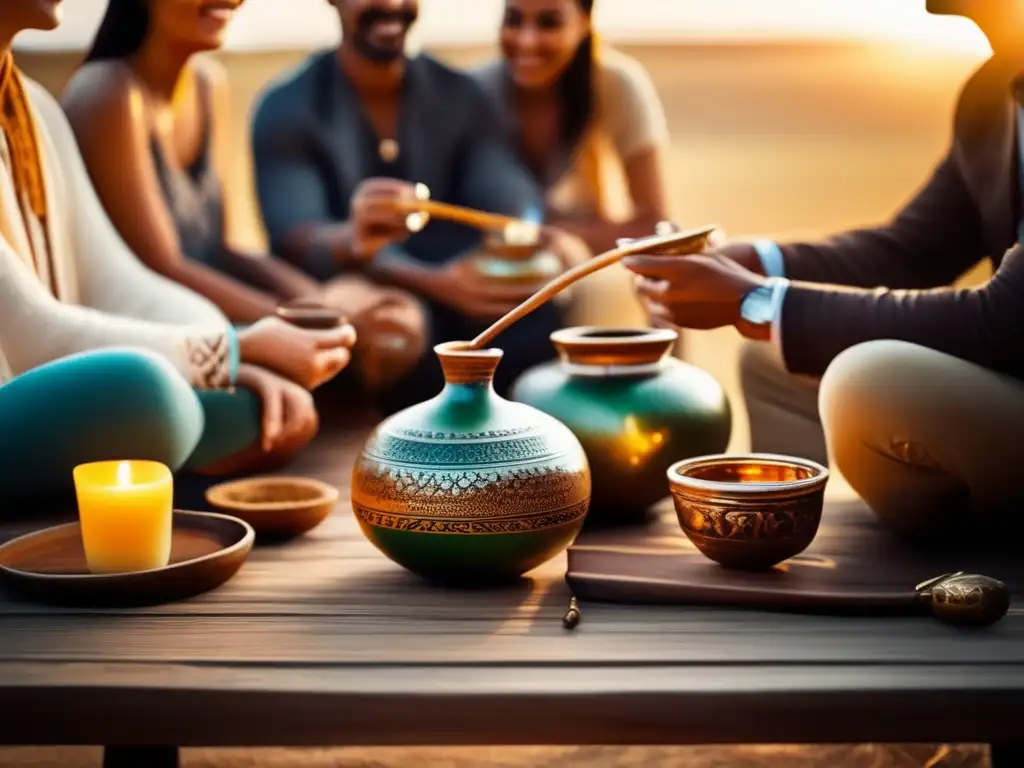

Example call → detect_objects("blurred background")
14 0 995 457
8 3 998 765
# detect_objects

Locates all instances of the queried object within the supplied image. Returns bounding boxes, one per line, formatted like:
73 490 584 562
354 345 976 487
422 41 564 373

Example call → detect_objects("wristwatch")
739 277 788 329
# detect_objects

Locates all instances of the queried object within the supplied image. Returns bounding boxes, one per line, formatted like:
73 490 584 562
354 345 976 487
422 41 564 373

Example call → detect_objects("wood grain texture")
0 744 992 768
0 420 1021 750
0 660 1020 746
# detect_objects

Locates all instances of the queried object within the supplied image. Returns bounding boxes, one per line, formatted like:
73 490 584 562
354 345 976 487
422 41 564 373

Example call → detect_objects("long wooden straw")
468 224 718 350
392 199 525 233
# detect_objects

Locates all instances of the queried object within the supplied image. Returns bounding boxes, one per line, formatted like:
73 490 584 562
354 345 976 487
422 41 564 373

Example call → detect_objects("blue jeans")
0 348 260 498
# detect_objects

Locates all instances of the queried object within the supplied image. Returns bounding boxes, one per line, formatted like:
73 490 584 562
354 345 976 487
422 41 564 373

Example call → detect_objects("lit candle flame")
116 461 132 487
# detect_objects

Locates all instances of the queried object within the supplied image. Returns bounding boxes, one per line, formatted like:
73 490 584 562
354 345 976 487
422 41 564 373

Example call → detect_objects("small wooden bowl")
667 453 829 570
0 510 253 607
473 228 562 284
205 476 339 539
276 300 344 330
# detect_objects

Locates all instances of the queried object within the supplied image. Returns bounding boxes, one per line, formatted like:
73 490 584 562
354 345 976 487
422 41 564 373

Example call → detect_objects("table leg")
103 746 179 768
990 743 1024 768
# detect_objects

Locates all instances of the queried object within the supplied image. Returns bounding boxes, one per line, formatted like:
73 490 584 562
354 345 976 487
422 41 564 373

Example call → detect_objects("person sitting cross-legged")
0 1 356 496
622 2 1024 539
61 0 426 404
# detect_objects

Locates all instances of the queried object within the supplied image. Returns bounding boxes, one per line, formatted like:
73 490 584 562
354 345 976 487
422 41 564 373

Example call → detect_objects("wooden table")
1 422 1022 768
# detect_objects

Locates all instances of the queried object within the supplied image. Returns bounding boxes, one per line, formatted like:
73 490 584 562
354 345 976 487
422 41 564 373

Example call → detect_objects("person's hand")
713 240 768 275
680 227 764 274
541 225 591 270
350 178 428 260
622 250 769 339
419 253 543 321
319 273 395 319
235 364 319 452
238 316 356 390
356 292 429 390
317 274 428 387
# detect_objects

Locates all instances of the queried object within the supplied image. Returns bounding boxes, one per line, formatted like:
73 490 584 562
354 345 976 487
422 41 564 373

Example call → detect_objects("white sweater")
0 76 234 388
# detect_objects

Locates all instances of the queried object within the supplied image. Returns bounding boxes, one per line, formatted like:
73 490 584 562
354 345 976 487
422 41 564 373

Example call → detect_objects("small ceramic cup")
667 453 829 570
276 300 344 330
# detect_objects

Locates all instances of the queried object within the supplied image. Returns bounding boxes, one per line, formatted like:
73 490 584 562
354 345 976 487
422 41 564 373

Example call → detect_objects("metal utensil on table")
915 572 1010 627
562 596 581 629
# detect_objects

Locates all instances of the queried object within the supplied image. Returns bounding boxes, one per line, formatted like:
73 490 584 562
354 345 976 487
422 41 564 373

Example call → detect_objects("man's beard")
351 7 417 64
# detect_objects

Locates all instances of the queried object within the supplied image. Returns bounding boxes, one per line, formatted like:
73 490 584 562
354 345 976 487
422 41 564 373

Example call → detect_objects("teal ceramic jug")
511 327 731 524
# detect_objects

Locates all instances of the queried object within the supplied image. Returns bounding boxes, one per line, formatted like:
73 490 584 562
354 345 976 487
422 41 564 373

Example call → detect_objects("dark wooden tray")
0 510 254 607
567 500 1024 615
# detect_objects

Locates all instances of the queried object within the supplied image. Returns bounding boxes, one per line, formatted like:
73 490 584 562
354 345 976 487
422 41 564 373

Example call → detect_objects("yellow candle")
72 460 173 574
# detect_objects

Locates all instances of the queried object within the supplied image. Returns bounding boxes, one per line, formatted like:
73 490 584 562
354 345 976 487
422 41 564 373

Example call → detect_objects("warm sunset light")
15 0 993 55
585 0 994 56
834 2 992 55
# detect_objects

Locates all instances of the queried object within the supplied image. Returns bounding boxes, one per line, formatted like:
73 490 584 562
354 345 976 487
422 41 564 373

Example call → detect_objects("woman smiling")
61 0 427 397
473 0 672 254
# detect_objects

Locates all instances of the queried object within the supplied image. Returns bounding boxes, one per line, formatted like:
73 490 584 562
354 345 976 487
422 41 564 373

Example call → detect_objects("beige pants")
740 340 1024 536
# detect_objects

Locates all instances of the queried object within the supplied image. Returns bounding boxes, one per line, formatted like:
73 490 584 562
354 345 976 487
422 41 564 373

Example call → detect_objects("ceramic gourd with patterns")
351 341 591 584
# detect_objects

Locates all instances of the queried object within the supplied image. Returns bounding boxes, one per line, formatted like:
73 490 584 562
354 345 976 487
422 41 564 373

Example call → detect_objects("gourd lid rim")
550 326 678 346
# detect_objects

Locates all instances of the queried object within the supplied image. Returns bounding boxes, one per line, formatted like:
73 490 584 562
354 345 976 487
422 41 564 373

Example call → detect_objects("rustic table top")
0 421 1022 749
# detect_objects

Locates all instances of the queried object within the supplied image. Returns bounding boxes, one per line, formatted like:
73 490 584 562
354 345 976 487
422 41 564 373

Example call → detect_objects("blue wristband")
752 239 786 279
226 326 241 385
